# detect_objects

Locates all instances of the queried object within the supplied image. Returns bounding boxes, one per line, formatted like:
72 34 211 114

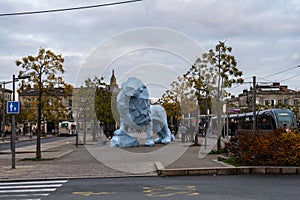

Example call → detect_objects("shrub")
225 130 300 166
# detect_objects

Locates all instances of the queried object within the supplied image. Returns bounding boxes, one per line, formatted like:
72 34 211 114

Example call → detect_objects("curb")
155 162 300 176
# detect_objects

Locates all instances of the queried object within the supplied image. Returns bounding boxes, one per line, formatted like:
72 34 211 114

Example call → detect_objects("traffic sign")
7 101 20 114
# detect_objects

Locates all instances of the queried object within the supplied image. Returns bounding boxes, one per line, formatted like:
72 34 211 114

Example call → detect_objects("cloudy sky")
0 0 299 98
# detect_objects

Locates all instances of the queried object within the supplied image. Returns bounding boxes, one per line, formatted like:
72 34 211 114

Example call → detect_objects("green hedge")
225 130 300 166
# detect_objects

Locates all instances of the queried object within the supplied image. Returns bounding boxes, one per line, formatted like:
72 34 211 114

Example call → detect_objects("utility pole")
253 76 257 130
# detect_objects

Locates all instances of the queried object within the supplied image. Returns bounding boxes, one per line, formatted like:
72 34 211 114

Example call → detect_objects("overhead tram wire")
0 0 143 17
227 65 300 95
279 73 300 82
228 76 270 89
227 77 274 95
260 65 300 79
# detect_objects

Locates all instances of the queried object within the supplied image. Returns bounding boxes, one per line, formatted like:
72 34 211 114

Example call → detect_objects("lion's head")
117 77 151 127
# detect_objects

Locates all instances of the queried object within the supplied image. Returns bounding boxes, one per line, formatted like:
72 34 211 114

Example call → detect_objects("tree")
203 41 243 99
184 41 243 149
182 57 217 146
203 41 243 150
73 85 96 143
16 48 71 159
158 75 197 135
73 76 117 141
88 76 117 138
158 89 181 132
184 57 217 115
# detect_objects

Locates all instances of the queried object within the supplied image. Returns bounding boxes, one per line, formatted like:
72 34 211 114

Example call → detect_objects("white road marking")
0 188 57 193
0 180 67 186
0 179 68 199
0 184 62 189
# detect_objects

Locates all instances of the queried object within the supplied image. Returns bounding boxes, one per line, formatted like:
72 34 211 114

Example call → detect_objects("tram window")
243 120 252 129
235 117 252 130
258 116 275 130
275 111 295 129
276 112 292 122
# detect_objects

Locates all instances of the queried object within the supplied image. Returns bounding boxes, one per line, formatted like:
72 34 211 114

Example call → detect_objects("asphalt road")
44 175 300 200
0 136 71 151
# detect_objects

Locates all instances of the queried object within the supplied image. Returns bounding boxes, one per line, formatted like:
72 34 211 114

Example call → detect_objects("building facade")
0 85 13 132
227 82 300 118
18 87 73 134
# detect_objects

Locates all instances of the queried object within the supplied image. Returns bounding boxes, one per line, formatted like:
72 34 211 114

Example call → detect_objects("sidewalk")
0 133 299 181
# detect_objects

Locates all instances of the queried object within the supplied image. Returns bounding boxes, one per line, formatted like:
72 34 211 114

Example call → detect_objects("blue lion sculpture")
110 77 174 147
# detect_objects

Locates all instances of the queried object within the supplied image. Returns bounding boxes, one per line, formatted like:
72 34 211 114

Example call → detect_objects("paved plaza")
0 133 299 181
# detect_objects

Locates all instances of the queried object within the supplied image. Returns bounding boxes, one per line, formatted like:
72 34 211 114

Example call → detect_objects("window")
284 99 289 105
61 123 68 128
271 99 275 106
294 99 298 106
264 99 270 106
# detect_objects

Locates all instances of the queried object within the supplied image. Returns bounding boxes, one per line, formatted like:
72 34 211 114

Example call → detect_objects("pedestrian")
187 124 195 142
178 123 187 143
32 127 36 135
198 119 205 136
18 128 22 136
283 124 291 133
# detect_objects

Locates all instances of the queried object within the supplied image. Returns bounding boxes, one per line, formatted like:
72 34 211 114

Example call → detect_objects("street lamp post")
11 74 30 169
74 104 79 147
82 99 87 145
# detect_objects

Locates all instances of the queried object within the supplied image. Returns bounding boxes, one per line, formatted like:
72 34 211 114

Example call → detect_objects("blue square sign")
7 101 20 114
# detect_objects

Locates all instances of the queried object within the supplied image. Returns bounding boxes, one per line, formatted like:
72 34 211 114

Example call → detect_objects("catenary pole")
253 76 257 130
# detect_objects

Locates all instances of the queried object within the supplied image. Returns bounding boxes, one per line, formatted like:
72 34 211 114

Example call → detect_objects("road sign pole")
2 83 5 142
5 74 30 169
11 115 16 169
11 74 16 169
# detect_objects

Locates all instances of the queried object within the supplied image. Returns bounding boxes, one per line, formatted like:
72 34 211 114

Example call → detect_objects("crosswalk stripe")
0 193 49 197
0 184 63 189
0 179 68 199
0 180 68 186
0 188 57 193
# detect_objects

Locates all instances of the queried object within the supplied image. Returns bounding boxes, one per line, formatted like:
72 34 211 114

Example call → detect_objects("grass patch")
20 157 55 161
222 158 241 167
209 149 225 154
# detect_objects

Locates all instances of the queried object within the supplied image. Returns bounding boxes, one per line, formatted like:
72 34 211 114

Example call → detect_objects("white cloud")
0 0 299 95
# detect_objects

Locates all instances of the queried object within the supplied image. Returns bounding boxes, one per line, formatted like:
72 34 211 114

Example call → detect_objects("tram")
228 108 297 134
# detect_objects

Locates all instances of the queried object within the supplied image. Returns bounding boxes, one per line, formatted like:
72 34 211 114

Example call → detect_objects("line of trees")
74 76 117 139
13 41 243 158
159 41 243 121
